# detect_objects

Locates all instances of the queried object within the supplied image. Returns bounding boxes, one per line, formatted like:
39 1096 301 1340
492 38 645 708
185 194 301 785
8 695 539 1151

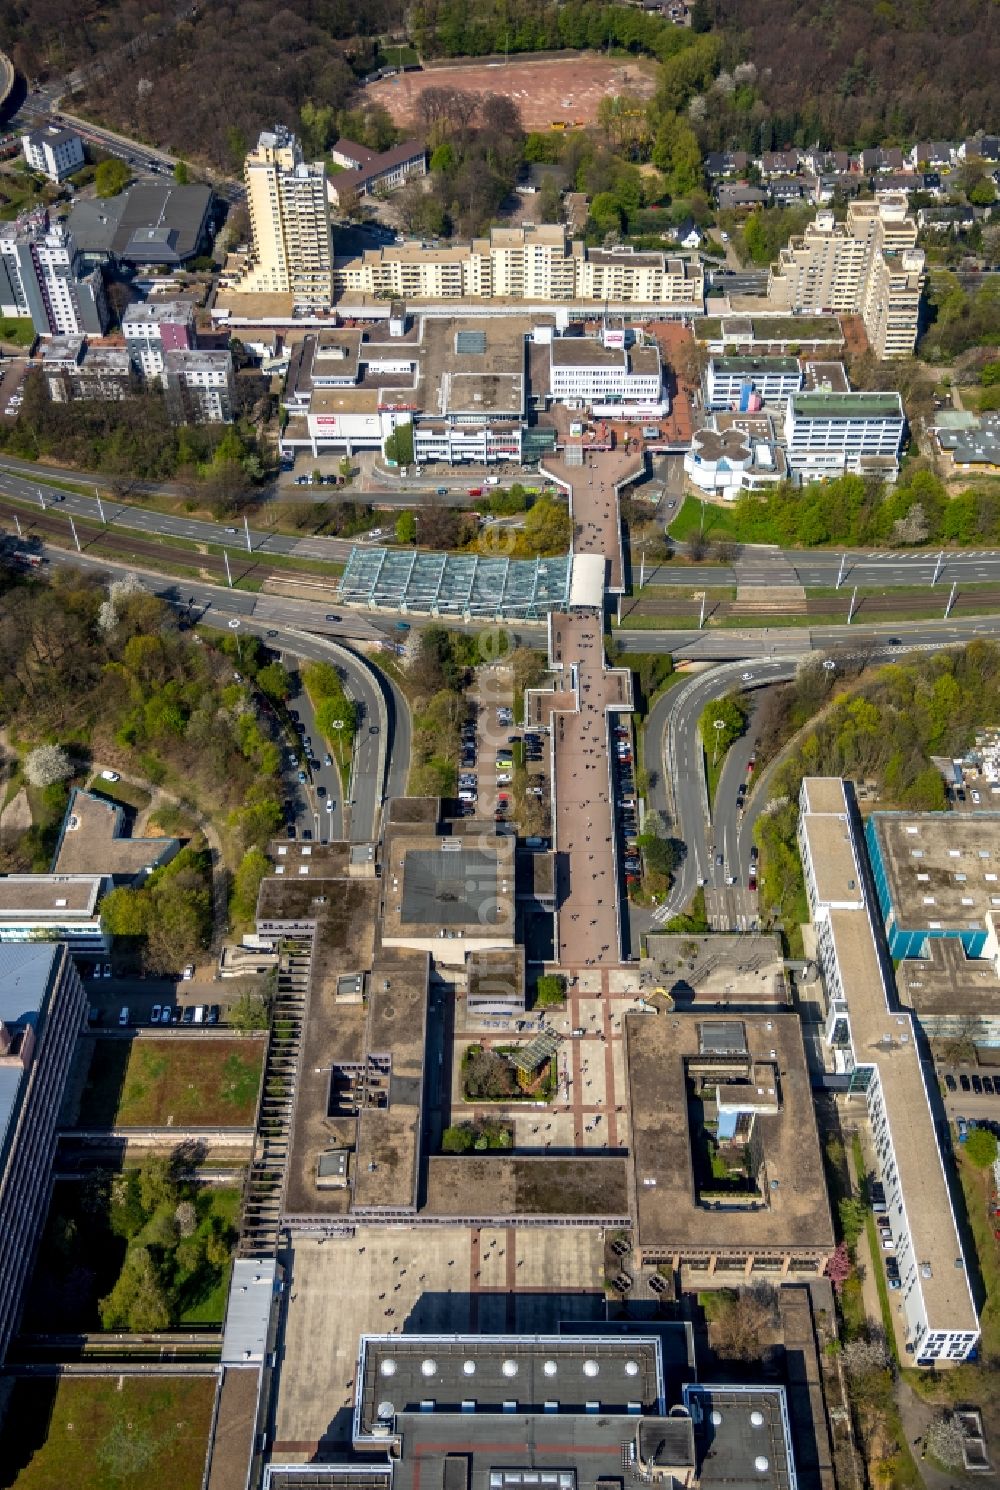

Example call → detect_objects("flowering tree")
24 743 73 787
825 1241 852 1294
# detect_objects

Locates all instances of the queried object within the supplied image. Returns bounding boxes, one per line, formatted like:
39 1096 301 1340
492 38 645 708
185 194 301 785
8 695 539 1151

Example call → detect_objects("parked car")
119 1006 130 1026
182 1005 195 1025
160 1005 172 1024
945 1072 957 1092
151 1004 162 1024
972 1074 983 1094
960 1073 971 1091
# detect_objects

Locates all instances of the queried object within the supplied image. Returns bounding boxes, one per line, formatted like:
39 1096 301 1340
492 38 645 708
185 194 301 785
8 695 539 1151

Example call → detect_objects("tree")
339 455 353 481
173 159 190 184
24 743 73 787
138 1154 178 1215
228 986 272 1032
384 422 414 467
99 1246 170 1332
94 157 130 196
174 1200 197 1238
637 830 681 879
711 1286 776 1361
964 1125 998 1168
231 847 270 923
442 1124 474 1153
535 974 566 1007
841 1334 889 1378
395 510 417 544
824 1240 852 1294
698 693 749 761
256 661 291 702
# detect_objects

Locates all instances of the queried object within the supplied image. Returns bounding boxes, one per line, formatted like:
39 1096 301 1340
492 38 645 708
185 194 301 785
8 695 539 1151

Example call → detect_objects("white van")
193 1004 206 1024
458 788 477 803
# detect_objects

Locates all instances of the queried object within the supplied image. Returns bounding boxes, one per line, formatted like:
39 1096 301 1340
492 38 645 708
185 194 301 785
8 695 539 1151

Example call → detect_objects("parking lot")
80 967 254 1030
0 359 28 421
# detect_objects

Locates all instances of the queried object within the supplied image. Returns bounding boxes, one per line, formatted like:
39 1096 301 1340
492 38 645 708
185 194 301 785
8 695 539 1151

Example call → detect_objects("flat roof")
418 317 526 417
357 1334 664 1434
222 1257 278 1364
896 936 1000 1019
423 1154 629 1219
0 944 64 1170
804 812 864 908
53 788 180 878
256 844 377 1001
684 1385 795 1490
824 909 978 1332
801 777 850 815
625 1012 834 1256
0 874 104 918
467 946 525 1002
869 811 1000 929
791 392 903 419
712 356 800 374
311 387 380 415
381 834 515 942
353 954 429 1212
551 338 626 369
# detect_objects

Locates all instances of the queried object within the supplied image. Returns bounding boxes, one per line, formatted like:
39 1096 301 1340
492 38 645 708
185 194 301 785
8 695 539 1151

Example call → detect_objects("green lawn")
956 1150 1000 1359
668 496 742 544
86 777 152 813
0 316 35 348
0 1374 216 1490
78 1037 264 1128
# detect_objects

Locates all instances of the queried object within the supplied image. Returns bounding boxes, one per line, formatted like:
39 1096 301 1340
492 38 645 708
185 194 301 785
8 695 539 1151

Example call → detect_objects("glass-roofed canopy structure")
337 547 573 621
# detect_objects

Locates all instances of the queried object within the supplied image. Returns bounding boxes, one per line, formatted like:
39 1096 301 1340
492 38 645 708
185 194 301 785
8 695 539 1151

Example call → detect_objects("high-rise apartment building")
0 210 108 337
767 195 924 357
236 127 332 305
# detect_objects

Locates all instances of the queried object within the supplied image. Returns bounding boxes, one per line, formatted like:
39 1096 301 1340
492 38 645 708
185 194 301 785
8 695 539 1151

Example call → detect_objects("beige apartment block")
235 126 333 305
767 194 923 356
333 224 704 307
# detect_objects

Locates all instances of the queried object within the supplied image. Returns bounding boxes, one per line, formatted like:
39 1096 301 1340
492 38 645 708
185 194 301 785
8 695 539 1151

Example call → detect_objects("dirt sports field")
368 53 658 131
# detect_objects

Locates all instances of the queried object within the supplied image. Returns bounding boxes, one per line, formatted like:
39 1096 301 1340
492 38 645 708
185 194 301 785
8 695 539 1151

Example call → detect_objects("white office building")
0 874 112 953
798 777 980 1366
22 127 85 182
549 333 661 409
784 391 905 478
705 356 802 410
0 211 108 337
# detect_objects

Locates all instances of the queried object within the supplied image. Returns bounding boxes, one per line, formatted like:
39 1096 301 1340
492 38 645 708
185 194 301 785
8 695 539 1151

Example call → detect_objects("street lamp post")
712 717 726 768
94 485 106 524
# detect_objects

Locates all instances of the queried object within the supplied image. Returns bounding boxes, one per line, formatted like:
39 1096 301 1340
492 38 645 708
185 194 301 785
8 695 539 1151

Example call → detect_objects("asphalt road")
616 613 1000 660
14 455 1000 595
196 613 408 844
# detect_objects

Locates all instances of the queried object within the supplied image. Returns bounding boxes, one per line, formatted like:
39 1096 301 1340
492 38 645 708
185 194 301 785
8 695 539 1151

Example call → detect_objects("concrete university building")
0 943 86 1362
264 1332 803 1490
798 778 980 1365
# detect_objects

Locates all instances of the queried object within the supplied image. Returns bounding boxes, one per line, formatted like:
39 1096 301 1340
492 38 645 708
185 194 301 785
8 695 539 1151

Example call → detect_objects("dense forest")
716 0 999 147
5 0 995 170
